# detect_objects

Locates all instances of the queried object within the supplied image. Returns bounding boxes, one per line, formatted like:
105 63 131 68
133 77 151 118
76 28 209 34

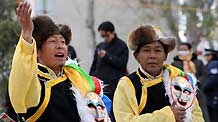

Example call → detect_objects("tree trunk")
87 0 96 52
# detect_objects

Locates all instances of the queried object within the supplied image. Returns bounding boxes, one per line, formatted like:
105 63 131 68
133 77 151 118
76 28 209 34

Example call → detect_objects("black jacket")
68 45 77 60
202 60 218 108
171 53 207 85
90 35 129 97
203 60 218 92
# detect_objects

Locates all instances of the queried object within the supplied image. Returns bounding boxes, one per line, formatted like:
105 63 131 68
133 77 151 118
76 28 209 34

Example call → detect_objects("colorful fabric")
102 94 112 114
64 62 96 96
178 49 196 74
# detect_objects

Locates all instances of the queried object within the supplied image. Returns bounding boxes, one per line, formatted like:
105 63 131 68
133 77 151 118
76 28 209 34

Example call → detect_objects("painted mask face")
86 92 108 122
170 76 195 109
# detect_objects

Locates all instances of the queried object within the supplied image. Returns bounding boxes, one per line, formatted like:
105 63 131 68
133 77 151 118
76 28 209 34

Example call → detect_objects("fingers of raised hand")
16 1 31 22
16 2 23 17
27 5 32 17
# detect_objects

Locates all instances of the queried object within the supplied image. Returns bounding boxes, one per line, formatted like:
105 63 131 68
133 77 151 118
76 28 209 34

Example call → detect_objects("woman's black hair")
211 53 218 61
179 42 192 49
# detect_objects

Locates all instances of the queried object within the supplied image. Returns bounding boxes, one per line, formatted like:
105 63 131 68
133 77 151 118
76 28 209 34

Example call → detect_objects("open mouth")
178 99 187 106
55 53 65 59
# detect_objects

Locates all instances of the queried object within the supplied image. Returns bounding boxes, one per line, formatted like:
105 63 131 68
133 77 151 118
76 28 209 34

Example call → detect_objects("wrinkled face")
170 76 195 109
135 41 167 76
86 92 108 122
38 34 68 71
99 30 114 43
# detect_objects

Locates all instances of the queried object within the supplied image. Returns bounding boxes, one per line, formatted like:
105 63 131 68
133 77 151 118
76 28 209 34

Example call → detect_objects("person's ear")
134 52 140 62
164 53 168 61
37 49 41 59
110 31 115 37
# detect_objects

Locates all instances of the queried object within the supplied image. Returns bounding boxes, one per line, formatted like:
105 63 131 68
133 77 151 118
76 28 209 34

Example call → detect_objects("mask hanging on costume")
85 92 111 122
85 77 111 122
170 75 196 109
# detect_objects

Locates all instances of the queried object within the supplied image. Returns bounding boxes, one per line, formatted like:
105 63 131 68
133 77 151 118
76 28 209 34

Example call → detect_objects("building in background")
28 0 187 72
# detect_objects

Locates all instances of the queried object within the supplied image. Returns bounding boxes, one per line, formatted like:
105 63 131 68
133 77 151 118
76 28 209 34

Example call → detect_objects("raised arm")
9 1 41 113
16 1 33 43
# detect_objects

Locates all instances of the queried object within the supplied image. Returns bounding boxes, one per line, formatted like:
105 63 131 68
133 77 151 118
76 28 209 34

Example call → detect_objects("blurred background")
0 0 218 114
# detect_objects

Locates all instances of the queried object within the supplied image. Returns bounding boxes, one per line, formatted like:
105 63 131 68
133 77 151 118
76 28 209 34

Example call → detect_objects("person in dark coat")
202 48 218 122
90 21 129 121
90 21 129 100
172 43 207 85
68 45 77 60
171 42 210 122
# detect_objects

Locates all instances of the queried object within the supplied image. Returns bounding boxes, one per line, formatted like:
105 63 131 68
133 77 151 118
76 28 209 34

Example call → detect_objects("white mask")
170 76 196 109
178 50 190 56
86 92 110 122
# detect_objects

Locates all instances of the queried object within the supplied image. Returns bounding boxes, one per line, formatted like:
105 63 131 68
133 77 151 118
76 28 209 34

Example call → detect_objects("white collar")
139 66 163 80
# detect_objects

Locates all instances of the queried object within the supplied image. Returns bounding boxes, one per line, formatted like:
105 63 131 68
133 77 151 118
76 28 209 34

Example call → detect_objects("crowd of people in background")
172 43 210 122
171 43 218 122
1 1 218 122
89 21 129 121
202 49 218 122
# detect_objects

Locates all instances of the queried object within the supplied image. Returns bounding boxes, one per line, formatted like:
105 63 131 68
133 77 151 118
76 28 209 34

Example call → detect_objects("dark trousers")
197 89 210 122
208 106 218 122
105 88 116 122
104 82 118 122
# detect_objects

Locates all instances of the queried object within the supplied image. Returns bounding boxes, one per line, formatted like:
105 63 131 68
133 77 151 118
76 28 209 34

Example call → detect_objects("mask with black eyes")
85 92 110 122
170 76 196 109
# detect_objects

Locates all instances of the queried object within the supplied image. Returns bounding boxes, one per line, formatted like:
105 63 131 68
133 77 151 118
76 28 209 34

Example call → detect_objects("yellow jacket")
113 65 204 122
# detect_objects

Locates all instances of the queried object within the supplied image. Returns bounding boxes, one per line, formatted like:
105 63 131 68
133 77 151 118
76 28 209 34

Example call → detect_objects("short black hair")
179 43 192 49
211 54 218 60
98 21 115 32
